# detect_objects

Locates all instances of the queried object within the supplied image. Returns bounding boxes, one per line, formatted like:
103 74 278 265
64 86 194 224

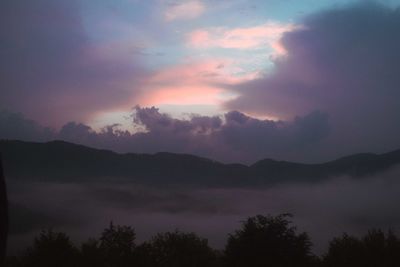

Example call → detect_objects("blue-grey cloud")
0 110 55 142
0 108 330 163
0 0 147 127
226 2 400 160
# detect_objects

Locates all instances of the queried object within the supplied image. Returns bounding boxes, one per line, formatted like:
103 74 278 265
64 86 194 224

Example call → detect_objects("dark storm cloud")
226 2 400 160
0 107 330 163
0 0 147 127
113 106 330 163
0 110 55 142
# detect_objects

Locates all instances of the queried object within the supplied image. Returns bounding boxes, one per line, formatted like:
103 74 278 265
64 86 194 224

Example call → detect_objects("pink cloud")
187 21 298 55
164 1 205 21
140 85 222 106
137 59 257 107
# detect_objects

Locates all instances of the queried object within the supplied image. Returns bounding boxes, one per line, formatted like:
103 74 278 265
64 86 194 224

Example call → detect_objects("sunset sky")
2 0 400 163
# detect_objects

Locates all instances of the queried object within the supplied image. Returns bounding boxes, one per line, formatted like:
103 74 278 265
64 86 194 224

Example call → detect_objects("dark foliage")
5 214 400 267
136 230 219 267
99 222 136 266
16 229 79 267
80 222 136 267
224 214 315 267
80 238 104 267
0 155 7 265
323 229 400 267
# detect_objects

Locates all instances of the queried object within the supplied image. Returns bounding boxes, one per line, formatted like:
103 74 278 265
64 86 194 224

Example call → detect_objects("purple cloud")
0 0 147 127
226 2 400 159
0 108 329 163
0 111 55 142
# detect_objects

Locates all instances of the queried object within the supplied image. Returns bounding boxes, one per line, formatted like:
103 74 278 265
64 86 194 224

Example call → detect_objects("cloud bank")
187 21 296 53
0 0 147 127
226 2 400 158
2 2 400 163
0 108 329 163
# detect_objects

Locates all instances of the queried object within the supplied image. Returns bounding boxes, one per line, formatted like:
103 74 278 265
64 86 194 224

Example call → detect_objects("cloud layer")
0 0 147 127
226 2 400 158
0 108 329 163
2 1 400 163
187 21 296 52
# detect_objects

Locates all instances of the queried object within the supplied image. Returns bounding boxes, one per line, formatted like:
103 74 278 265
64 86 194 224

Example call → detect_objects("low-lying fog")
7 166 400 255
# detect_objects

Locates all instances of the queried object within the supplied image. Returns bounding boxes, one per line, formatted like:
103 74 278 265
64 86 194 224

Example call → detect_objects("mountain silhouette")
1 140 400 187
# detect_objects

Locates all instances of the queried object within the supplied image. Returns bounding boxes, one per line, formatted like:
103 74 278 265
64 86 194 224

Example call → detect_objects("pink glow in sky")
136 59 257 107
3 1 400 163
187 22 296 51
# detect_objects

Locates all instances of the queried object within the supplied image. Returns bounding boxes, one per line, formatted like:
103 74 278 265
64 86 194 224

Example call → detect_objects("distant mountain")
1 140 400 187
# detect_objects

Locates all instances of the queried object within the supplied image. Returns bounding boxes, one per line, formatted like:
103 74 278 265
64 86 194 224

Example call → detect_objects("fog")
7 166 400 255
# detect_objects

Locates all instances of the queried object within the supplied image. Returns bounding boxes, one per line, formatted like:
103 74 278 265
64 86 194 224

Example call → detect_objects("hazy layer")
7 167 400 255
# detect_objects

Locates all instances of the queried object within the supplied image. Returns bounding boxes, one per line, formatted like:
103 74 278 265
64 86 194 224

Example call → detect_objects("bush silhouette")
224 214 315 267
19 229 79 267
0 156 7 265
136 230 219 267
9 215 400 267
82 222 136 267
80 238 105 267
323 229 400 267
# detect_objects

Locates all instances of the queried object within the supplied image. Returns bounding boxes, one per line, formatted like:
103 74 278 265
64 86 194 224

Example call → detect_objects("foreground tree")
80 238 104 267
136 230 219 267
20 229 79 267
224 214 316 267
0 156 8 265
81 222 136 267
323 229 400 267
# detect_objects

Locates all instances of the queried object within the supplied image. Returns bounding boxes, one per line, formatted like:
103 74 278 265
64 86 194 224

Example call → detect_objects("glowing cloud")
188 21 298 55
137 59 256 107
140 86 222 106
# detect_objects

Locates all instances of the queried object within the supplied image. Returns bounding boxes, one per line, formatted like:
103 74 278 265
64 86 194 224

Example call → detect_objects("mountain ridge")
1 139 399 187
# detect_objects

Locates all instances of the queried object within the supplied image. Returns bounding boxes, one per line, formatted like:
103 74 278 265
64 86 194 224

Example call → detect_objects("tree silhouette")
323 233 363 267
383 230 400 266
324 229 400 267
10 216 400 267
80 238 105 267
20 229 79 267
98 222 136 267
136 230 219 267
224 214 315 267
0 155 8 265
78 222 137 267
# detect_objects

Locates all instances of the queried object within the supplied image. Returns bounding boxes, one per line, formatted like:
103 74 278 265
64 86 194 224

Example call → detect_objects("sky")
2 0 400 163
